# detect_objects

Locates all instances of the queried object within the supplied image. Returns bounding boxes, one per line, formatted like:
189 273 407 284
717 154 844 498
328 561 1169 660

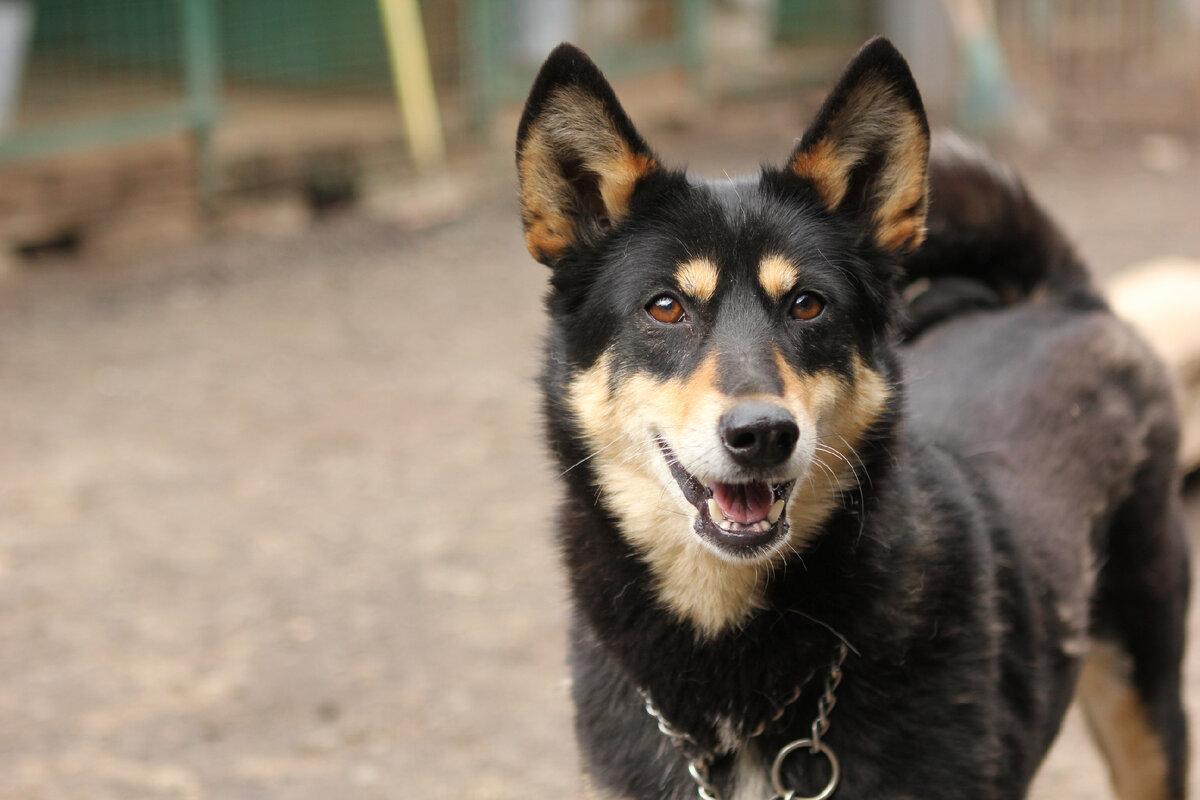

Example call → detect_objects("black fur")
519 39 1189 800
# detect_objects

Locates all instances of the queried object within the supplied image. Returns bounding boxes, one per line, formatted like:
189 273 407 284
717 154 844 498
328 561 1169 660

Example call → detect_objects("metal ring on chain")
643 642 850 800
770 738 840 800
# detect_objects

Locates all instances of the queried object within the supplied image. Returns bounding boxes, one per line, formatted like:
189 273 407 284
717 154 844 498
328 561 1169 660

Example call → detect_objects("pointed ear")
789 37 930 254
516 44 659 265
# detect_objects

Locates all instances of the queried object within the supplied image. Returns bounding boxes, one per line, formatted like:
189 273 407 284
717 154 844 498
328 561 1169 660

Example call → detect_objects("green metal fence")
0 0 218 165
3 0 1195 252
0 0 707 222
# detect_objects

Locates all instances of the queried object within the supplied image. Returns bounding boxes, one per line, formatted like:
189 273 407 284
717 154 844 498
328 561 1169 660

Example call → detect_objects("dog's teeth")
708 497 780 534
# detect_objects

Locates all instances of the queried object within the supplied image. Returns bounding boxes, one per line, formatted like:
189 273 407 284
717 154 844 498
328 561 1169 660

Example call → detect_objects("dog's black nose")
720 402 799 468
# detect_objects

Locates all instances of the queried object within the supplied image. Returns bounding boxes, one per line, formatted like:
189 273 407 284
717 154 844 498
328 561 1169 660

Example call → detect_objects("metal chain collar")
641 642 849 800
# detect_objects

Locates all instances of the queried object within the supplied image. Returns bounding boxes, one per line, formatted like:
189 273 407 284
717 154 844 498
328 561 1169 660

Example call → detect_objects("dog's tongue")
710 481 774 524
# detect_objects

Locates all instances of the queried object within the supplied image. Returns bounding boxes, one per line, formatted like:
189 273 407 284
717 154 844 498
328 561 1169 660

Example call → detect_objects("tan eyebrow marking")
674 258 719 303
758 254 800 300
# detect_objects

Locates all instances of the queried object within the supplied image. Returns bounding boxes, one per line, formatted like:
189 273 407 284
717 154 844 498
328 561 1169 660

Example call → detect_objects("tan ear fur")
789 41 930 254
518 87 656 264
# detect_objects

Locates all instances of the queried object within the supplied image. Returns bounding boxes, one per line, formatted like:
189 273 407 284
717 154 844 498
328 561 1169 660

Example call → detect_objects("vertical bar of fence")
465 0 500 132
678 0 708 78
180 0 220 216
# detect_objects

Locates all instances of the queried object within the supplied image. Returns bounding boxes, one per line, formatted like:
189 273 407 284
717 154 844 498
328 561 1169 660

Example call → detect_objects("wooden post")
378 0 446 170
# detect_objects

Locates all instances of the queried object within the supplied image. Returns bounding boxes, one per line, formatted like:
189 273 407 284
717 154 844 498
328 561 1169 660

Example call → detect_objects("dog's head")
519 39 929 634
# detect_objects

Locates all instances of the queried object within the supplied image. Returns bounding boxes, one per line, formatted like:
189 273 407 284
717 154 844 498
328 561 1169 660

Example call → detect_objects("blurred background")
1 1 1198 798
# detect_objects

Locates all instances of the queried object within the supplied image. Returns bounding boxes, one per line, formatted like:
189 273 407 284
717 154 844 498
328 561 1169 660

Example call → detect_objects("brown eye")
790 293 825 321
647 295 686 324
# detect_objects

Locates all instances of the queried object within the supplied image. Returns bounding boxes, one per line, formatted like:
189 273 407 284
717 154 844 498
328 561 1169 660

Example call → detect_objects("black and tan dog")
516 38 1190 800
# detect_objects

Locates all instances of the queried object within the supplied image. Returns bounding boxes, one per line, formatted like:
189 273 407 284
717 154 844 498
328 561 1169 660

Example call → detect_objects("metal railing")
0 0 220 208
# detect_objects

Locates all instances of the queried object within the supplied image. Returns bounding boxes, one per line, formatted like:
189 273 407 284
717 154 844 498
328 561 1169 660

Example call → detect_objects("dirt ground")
1 94 1199 800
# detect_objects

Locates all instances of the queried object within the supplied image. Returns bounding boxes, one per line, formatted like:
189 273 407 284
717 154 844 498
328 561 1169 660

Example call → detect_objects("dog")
516 37 1190 800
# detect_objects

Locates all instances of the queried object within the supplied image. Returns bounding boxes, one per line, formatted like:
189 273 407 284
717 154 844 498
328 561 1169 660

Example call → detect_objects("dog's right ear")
516 44 659 266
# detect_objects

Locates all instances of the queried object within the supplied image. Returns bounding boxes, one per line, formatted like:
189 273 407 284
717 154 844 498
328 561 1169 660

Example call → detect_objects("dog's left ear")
789 37 930 253
516 44 660 266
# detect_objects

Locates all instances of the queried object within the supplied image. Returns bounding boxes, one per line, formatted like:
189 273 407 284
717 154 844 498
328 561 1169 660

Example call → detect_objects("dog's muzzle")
659 402 800 558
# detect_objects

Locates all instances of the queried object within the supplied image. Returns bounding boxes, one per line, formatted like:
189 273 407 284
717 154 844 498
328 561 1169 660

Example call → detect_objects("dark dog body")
517 39 1189 800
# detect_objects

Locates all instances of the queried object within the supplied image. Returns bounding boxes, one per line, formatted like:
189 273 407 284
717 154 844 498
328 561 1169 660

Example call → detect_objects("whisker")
559 440 622 477
815 442 868 534
787 608 861 657
834 434 871 488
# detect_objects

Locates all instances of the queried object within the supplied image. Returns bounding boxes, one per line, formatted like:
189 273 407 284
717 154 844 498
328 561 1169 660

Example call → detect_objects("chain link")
642 693 700 754
643 693 721 799
811 642 847 748
641 642 850 800
688 759 722 800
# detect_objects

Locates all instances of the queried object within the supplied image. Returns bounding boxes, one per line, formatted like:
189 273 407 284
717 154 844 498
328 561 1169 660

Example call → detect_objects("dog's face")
519 39 929 634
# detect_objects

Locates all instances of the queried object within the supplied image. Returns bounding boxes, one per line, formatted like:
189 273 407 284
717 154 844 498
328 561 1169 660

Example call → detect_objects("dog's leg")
1079 638 1183 800
1080 464 1190 800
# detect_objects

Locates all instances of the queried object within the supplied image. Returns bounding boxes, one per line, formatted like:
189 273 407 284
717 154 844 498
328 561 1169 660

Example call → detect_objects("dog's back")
901 140 1191 800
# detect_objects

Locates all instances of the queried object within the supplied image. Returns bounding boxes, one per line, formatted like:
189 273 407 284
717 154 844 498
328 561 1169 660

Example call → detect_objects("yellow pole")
378 0 446 169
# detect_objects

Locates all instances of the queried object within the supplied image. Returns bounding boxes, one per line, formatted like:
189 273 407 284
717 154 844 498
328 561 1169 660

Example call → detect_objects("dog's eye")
647 295 687 324
790 293 825 321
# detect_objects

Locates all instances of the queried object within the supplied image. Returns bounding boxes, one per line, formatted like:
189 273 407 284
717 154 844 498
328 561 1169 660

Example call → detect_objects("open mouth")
659 439 795 557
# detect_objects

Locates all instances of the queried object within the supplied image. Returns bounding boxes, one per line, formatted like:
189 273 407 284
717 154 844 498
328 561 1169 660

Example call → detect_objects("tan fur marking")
1078 640 1172 800
774 351 891 549
675 258 720 303
789 78 900 208
788 77 928 253
568 353 768 637
789 137 849 210
602 150 657 223
869 114 929 252
517 86 657 262
757 254 800 301
567 348 891 637
519 125 578 261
